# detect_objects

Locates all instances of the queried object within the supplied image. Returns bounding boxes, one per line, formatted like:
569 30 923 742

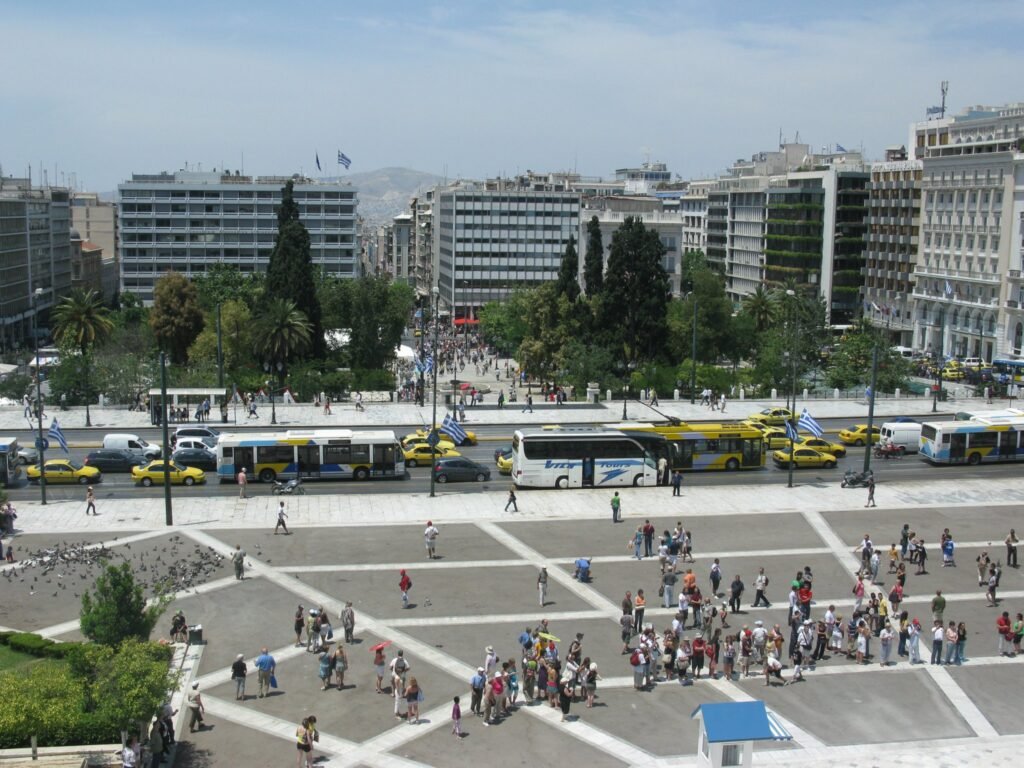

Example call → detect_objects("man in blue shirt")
254 647 276 698
470 667 486 715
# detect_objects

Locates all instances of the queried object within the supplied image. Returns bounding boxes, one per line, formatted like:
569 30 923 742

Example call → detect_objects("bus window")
742 438 762 467
949 434 966 460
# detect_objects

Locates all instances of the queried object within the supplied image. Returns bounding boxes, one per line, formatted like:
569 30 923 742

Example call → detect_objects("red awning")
453 318 479 326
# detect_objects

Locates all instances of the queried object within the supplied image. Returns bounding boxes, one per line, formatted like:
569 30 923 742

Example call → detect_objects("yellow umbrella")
537 632 561 643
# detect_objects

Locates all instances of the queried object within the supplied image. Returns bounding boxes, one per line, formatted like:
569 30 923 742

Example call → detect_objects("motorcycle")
873 443 904 460
271 478 306 495
841 469 874 488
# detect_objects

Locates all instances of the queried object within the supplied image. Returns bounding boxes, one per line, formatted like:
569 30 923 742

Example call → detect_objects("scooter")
873 443 904 460
840 469 874 488
271 478 306 495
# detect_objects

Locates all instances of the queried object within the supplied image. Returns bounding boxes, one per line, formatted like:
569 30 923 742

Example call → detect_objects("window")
722 743 744 766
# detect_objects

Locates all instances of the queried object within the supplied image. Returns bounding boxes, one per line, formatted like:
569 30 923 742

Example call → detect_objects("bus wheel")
725 458 740 471
555 476 568 489
259 468 276 483
353 467 369 481
633 474 644 487
968 452 982 465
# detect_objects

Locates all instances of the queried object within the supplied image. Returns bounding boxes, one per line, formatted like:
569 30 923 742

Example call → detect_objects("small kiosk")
690 700 792 767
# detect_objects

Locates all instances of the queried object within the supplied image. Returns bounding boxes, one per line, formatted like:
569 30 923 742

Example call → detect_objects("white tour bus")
511 427 658 489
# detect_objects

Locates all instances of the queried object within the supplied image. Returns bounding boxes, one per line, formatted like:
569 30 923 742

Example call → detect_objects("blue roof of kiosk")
690 701 793 743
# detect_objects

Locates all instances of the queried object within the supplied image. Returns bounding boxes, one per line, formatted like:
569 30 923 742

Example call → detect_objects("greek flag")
48 418 69 453
835 143 847 153
416 355 433 374
797 409 824 438
944 280 954 296
337 151 352 169
927 106 944 116
442 412 468 444
785 421 799 442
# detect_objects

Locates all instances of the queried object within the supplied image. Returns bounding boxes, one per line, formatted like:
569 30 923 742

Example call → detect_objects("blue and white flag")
944 280 954 296
797 409 824 438
835 143 847 153
337 151 352 169
48 418 69 453
441 412 468 444
415 354 434 374
927 106 944 116
784 421 799 442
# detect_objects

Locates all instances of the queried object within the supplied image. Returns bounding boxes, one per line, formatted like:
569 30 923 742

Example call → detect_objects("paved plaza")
2 473 1024 767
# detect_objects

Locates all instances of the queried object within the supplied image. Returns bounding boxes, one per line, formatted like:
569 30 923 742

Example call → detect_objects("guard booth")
690 701 792 767
149 388 229 426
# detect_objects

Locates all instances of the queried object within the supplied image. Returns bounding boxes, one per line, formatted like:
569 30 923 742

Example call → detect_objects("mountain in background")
325 167 445 225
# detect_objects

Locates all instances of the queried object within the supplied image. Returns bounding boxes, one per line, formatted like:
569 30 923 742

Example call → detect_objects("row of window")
924 232 1001 252
121 189 356 201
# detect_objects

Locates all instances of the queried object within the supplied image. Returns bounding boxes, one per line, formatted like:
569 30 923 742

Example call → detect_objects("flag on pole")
871 301 881 313
927 106 944 116
315 152 321 172
48 418 69 453
835 143 847 153
441 412 468 445
944 280 954 296
337 151 352 169
784 421 799 442
415 355 434 374
797 409 824 438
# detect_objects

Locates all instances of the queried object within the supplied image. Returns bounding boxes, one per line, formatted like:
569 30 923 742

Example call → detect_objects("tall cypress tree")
555 235 580 302
583 215 605 297
265 181 326 358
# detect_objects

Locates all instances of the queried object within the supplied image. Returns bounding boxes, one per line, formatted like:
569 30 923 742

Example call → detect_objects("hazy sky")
4 0 1022 193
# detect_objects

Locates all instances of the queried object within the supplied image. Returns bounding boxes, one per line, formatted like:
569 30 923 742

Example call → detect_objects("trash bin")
188 625 203 645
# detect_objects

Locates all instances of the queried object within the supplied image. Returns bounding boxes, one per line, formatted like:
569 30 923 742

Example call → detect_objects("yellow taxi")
496 451 513 475
745 407 794 427
941 365 965 381
131 460 206 486
27 459 102 485
402 443 460 467
760 426 796 450
401 434 456 453
771 447 838 469
838 424 881 446
795 436 847 458
410 425 478 446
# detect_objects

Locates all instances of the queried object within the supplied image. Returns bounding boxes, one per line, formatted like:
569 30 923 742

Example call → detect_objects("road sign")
35 437 49 451
426 430 441 448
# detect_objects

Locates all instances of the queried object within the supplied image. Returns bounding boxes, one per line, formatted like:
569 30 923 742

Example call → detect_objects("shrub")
8 633 54 656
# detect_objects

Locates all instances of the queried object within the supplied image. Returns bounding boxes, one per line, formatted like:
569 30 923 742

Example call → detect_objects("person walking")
84 486 97 516
931 590 946 625
657 456 668 486
186 683 205 732
399 569 412 608
237 467 248 499
661 568 678 609
505 487 518 512
340 602 355 644
631 526 643 560
522 393 533 413
231 545 246 580
255 647 276 698
634 589 646 632
752 567 771 608
293 605 305 646
671 470 683 496
729 575 744 614
275 501 289 535
451 695 462 737
424 521 440 559
610 491 621 524
642 520 655 557
1006 529 1019 568
231 654 247 700
470 667 485 715
538 567 548 606
865 476 876 507
295 717 314 768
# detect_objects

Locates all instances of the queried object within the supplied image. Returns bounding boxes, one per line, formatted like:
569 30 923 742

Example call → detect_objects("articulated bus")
919 415 1024 465
216 429 405 483
511 427 658 489
0 438 22 487
604 421 765 471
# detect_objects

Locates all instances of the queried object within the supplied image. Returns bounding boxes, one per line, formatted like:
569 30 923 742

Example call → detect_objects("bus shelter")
148 388 229 426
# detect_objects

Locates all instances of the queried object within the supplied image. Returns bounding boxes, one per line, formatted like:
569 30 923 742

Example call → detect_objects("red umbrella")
370 640 393 652
460 383 472 390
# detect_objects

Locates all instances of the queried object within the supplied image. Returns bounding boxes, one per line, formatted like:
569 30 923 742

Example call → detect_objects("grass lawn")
0 644 47 673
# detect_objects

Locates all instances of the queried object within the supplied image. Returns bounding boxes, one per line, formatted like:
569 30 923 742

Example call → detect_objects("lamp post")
216 302 224 389
687 292 698 404
622 383 629 420
160 351 172 525
265 376 277 425
932 309 944 413
32 288 47 505
429 286 440 499
417 297 426 407
863 343 879 474
785 289 797 490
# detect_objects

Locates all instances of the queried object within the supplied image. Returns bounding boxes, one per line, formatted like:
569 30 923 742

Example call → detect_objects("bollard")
895 388 901 399
673 389 680 400
771 388 778 399
739 388 745 400
803 388 809 399
606 389 612 403
833 388 840 399
31 735 37 760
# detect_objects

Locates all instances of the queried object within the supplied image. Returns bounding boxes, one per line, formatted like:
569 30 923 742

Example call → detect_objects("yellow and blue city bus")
919 415 1024 465
216 429 405 483
0 438 23 487
604 421 765 471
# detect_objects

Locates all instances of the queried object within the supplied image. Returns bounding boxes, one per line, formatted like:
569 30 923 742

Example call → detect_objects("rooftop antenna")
779 127 783 150
939 80 949 118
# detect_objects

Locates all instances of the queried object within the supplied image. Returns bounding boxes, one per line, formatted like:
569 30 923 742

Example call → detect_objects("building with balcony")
117 170 359 302
0 178 72 350
681 180 712 257
909 103 1024 360
70 228 105 295
391 213 413 285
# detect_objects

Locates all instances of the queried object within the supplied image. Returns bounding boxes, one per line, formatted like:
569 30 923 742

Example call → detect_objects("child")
830 615 844 653
451 696 462 737
785 649 804 685
888 543 899 574
508 664 520 706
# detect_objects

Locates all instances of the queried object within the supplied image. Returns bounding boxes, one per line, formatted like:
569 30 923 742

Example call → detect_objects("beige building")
71 193 118 301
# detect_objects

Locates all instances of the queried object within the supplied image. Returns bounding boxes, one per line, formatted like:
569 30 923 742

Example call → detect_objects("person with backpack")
629 646 646 690
399 569 412 608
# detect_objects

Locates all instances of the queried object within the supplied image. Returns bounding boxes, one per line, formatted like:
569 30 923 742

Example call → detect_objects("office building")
117 170 358 302
0 178 71 350
391 213 413 285
71 193 118 301
69 228 105 295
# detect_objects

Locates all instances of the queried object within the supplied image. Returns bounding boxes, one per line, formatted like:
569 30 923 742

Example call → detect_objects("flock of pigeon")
0 535 228 602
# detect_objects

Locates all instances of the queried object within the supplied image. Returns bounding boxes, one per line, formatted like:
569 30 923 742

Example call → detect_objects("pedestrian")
719 393 727 412
341 601 355 644
642 519 655 557
231 653 247 700
538 567 548 606
930 621 944 665
82 485 98 516
1012 613 1024 656
879 621 894 666
253 648 276 699
399 569 412 608
1006 529 1019 568
295 717 314 768
943 621 958 665
899 523 911 560
332 643 348 689
424 520 439 559
986 565 999 606
631 526 643 560
672 470 683 496
470 667 485 715
147 719 164 768
323 397 331 415
865 476 876 507
710 558 723 596
231 545 246 580
752 567 771 608
292 605 305 646
657 455 668 486
498 390 505 409
318 649 332 690
121 735 140 768
275 501 289 535
619 611 634 654
237 467 248 499
186 682 204 732
634 588 646 632
505 487 518 512
373 645 387 694
391 651 409 719
908 618 922 664
522 393 533 413
610 491 621 523
661 568 678 609
558 677 573 721
451 695 462 737
729 575 744 614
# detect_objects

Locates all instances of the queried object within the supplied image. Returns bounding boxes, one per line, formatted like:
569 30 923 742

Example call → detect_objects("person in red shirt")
690 636 707 679
399 570 412 609
997 611 1013 656
798 583 813 621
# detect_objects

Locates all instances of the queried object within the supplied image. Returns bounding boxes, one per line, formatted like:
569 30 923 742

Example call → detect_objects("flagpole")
863 343 879 474
32 288 46 505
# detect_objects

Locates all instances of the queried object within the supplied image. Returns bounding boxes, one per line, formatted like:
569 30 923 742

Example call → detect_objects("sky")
3 0 1023 193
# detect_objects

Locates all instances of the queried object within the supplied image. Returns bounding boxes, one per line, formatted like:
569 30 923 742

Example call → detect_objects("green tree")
80 562 169 647
345 277 415 370
741 284 778 333
478 292 533 356
266 181 325 358
92 324 157 406
555 235 580 302
187 299 254 374
667 267 734 364
516 284 575 385
252 298 313 385
583 215 605 297
149 271 204 364
681 249 709 289
113 290 147 327
825 320 910 391
599 217 670 366
193 263 265 311
52 288 114 426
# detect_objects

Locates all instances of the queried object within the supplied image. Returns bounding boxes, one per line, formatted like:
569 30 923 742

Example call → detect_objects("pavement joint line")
763 732 1024 765
193 637 313 690
386 609 610 629
200 694 355 755
276 558 529 573
922 663 1000 738
705 676 825 750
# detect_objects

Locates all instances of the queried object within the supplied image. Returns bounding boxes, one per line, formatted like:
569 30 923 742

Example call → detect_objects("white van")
879 422 922 454
102 433 161 461
891 346 915 360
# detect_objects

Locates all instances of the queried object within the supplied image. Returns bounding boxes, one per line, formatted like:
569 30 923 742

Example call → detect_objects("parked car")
431 457 491 483
170 447 218 472
84 449 142 473
17 445 39 465
27 459 102 485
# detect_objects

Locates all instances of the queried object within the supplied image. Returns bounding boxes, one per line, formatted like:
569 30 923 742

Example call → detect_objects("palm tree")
741 285 777 333
52 288 114 427
252 298 313 386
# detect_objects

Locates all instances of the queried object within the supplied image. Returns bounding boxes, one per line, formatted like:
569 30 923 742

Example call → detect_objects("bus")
604 422 765 471
511 427 658 489
992 359 1024 384
216 429 405 483
0 438 22 487
919 415 1024 465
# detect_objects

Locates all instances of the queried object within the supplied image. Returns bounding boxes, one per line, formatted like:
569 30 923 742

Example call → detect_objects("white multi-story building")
909 104 1024 360
681 180 712 256
117 171 359 302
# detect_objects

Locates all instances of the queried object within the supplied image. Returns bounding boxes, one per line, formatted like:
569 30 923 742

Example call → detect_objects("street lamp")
622 383 629 420
932 308 944 413
429 286 440 499
32 288 46 505
785 289 797 490
686 291 698 404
